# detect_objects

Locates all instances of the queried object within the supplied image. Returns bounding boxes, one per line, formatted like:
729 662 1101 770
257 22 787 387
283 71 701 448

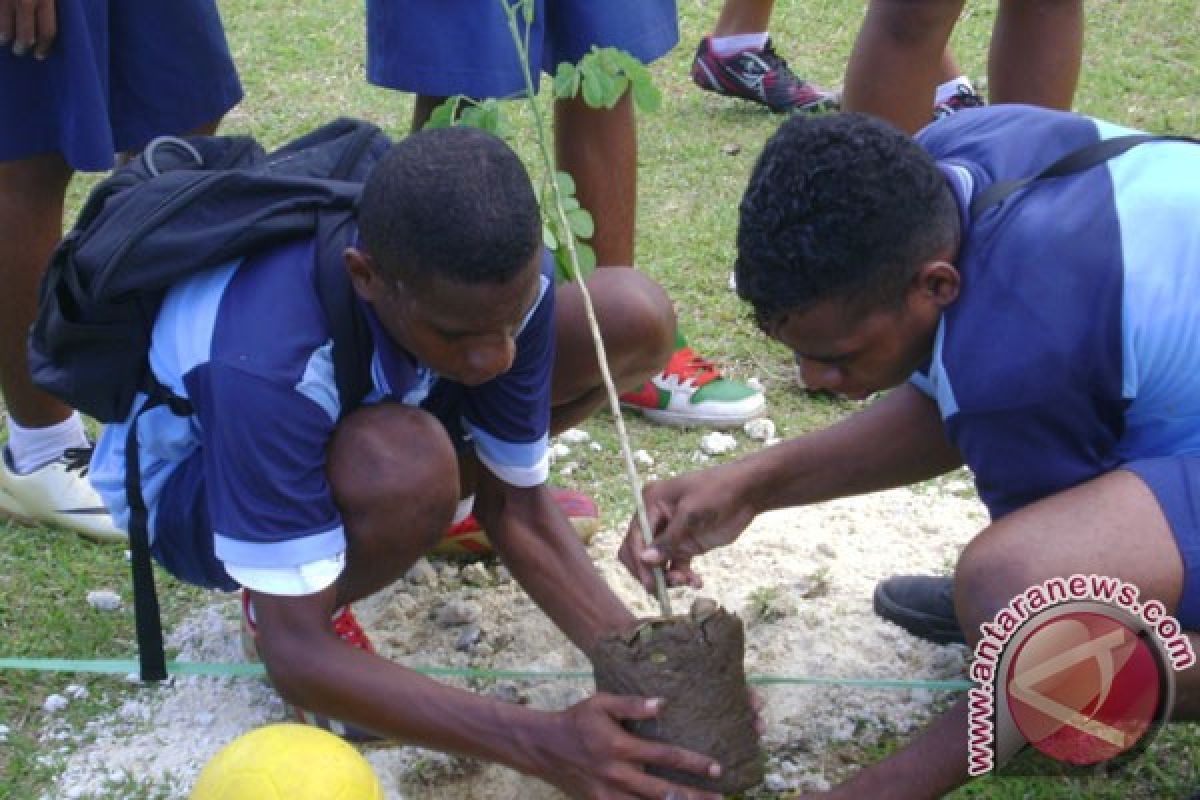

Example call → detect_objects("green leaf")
542 224 558 251
574 242 597 275
558 193 580 212
630 77 661 113
567 207 594 239
423 97 459 130
553 171 576 197
582 67 621 109
520 0 534 25
553 63 580 99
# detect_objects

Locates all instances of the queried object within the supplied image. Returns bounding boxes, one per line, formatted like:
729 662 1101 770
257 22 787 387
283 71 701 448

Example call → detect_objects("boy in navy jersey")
621 108 1199 797
91 127 738 799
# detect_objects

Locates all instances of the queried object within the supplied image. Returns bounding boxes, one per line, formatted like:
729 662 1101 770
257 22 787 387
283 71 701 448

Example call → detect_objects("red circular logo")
1005 612 1161 765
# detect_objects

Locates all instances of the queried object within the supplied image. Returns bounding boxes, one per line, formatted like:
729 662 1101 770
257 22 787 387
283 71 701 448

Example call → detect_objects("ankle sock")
5 412 89 475
710 32 769 57
935 75 975 105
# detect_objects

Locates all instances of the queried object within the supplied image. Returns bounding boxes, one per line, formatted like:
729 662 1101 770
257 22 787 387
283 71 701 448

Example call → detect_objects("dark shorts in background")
1124 454 1200 630
366 0 678 98
154 449 238 592
0 0 242 169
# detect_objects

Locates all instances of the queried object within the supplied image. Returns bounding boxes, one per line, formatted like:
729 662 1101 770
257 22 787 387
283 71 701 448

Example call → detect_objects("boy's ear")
344 247 381 301
911 260 961 308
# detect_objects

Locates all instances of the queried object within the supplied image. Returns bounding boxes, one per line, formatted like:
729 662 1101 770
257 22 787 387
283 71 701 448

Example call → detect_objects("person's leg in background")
0 0 240 543
988 0 1082 109
842 0 1081 135
690 0 837 113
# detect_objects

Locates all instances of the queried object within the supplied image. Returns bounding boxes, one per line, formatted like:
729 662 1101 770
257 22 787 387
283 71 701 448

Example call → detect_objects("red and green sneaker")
620 344 766 428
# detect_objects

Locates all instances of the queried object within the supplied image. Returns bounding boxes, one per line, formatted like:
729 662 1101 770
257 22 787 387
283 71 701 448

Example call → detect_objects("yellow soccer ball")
191 723 384 800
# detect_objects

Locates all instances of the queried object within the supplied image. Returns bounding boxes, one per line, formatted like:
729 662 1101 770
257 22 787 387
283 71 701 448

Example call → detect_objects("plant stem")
500 0 672 618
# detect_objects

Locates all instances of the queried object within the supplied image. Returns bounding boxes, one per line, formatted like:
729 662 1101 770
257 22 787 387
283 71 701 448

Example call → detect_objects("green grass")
6 0 1200 797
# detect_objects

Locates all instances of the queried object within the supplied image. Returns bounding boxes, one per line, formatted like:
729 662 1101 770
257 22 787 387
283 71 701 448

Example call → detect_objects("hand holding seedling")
620 463 760 594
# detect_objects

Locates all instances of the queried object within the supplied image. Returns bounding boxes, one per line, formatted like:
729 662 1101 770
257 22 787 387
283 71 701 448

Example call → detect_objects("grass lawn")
2 1 1198 797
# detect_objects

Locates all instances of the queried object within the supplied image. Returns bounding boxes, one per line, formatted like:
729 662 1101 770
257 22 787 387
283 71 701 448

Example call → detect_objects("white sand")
47 480 986 799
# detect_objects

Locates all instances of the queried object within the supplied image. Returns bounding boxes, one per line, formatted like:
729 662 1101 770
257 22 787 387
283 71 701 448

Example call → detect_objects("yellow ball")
191 724 384 800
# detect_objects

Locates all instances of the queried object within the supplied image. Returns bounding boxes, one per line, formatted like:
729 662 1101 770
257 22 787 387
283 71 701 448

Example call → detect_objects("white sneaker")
0 446 127 544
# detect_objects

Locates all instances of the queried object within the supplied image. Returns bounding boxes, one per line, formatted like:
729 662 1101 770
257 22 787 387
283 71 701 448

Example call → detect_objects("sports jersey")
91 232 554 576
911 105 1200 518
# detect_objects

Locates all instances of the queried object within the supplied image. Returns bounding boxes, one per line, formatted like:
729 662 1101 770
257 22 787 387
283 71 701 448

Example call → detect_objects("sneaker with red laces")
933 83 986 120
620 344 766 428
432 486 600 557
240 591 384 743
691 35 839 114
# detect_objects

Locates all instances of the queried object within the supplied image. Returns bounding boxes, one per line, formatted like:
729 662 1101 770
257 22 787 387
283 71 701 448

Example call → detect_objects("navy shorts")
366 0 678 98
154 449 239 592
0 0 242 170
1124 455 1200 630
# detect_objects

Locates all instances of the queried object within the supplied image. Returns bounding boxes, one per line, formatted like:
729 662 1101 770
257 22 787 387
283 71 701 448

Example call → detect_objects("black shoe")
873 575 966 645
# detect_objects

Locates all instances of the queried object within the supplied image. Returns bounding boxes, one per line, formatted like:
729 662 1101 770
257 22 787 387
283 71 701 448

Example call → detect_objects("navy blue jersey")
92 233 555 573
911 106 1200 518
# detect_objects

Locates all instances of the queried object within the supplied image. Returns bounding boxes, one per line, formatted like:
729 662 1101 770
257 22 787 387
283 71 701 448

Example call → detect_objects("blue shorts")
0 0 242 170
366 0 678 98
154 450 239 592
1124 455 1200 630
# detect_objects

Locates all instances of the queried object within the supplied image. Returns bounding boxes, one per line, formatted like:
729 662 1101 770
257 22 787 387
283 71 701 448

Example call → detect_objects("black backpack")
30 118 392 680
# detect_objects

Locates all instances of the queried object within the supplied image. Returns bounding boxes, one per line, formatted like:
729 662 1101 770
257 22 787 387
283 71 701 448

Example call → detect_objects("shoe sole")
872 584 966 645
625 403 767 430
0 506 128 545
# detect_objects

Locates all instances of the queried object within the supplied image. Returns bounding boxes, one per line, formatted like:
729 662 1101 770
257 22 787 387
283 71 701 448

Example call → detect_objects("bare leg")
841 0 965 134
0 154 73 427
327 404 460 606
989 0 1082 108
712 0 775 36
824 468 1197 798
554 92 636 268
550 268 674 432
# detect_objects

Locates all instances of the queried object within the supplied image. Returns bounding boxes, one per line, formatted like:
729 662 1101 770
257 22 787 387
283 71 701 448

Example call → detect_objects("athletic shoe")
431 486 600 557
241 591 384 743
691 36 839 113
873 575 966 645
620 346 766 428
0 445 126 543
933 84 986 120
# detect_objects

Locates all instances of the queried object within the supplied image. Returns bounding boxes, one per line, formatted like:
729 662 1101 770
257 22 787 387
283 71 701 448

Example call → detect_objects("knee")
868 0 965 42
327 405 459 542
590 268 676 378
954 531 1048 644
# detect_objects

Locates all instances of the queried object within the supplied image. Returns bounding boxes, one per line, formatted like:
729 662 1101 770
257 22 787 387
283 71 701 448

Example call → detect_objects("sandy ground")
45 472 987 799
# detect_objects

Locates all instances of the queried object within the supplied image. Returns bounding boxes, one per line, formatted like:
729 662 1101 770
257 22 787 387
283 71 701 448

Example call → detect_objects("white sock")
935 76 974 105
5 412 89 474
710 32 769 57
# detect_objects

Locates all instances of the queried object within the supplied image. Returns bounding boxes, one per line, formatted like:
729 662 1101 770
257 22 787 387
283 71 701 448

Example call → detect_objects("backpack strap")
315 211 373 417
969 134 1200 220
127 377 192 682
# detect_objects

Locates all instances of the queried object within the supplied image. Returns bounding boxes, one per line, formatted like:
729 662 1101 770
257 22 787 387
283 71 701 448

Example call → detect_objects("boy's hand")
534 693 724 800
1 0 57 59
619 466 758 595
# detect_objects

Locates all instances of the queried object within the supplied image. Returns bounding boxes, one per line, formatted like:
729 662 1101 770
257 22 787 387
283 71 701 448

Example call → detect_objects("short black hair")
735 112 959 328
358 126 540 286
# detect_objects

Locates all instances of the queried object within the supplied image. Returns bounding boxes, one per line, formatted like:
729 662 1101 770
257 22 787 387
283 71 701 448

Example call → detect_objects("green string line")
0 657 971 691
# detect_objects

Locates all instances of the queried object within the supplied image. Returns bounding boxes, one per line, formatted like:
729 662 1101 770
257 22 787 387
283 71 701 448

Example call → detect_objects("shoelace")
755 40 800 83
332 608 374 652
662 347 720 389
62 446 95 476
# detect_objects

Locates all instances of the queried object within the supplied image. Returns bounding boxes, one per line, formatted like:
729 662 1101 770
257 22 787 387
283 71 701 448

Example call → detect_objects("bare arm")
252 588 724 799
621 384 962 591
473 470 636 656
